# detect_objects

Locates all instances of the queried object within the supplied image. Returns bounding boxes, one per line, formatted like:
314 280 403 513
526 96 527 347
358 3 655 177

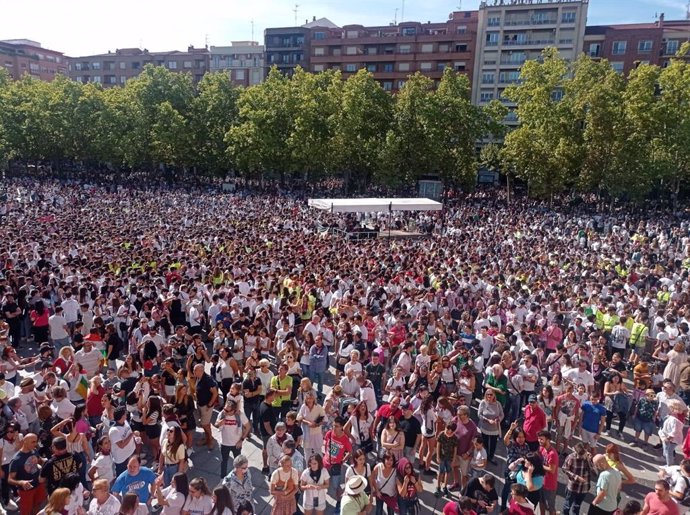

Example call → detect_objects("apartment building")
472 0 588 121
0 39 68 81
264 23 317 76
68 46 210 87
307 11 478 92
584 14 690 76
210 42 265 87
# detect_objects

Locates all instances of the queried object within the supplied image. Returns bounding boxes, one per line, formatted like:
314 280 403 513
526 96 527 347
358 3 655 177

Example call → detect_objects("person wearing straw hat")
341 475 370 515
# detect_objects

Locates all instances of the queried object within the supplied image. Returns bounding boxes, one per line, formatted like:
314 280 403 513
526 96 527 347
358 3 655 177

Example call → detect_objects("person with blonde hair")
87 479 121 515
39 487 71 515
659 399 686 467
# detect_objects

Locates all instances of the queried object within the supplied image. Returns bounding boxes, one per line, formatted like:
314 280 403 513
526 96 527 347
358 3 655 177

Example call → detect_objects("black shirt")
39 452 83 493
465 478 498 514
196 373 217 406
258 401 277 437
364 363 386 393
2 302 20 328
242 377 262 404
399 415 422 448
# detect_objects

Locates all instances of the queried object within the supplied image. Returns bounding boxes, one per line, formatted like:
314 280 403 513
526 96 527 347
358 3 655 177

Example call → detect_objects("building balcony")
502 39 555 47
503 18 558 27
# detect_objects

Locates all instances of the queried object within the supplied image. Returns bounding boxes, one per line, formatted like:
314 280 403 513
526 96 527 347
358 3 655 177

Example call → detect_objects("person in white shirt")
215 400 251 479
87 478 121 515
357 376 377 414
75 339 103 377
61 293 80 330
109 406 139 477
49 307 71 350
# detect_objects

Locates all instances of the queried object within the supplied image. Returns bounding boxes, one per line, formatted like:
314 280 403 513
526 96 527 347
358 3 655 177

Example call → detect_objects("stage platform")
378 229 427 239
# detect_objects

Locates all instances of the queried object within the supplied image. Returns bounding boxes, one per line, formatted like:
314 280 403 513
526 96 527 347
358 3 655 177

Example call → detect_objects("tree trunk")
506 174 512 204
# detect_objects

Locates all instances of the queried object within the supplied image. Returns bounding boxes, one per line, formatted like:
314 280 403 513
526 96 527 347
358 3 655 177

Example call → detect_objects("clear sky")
1 0 688 57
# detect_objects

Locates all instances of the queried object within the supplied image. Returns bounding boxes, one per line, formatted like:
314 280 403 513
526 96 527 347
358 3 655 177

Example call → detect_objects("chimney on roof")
313 16 316 21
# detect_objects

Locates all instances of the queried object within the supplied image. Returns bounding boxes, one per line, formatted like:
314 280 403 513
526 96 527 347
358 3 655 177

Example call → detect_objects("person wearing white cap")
341 475 370 515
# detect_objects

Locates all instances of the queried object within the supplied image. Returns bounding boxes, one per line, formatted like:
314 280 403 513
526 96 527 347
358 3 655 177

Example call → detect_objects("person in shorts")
435 421 457 497
579 392 606 453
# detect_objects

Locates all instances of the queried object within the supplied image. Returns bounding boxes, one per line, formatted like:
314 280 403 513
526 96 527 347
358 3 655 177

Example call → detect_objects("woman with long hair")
300 454 329 515
29 301 50 344
416 396 437 475
605 443 636 486
174 384 197 448
182 478 213 515
153 472 189 515
501 422 530 512
39 487 71 515
119 493 148 515
372 451 397 515
395 457 422 515
344 401 375 455
159 426 187 487
142 395 163 461
515 452 545 508
380 417 405 462
210 486 233 515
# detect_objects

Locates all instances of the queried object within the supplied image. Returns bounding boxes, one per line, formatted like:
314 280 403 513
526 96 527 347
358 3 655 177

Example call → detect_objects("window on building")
365 46 377 55
610 61 624 74
420 62 432 71
439 43 450 52
346 30 359 38
402 27 416 36
561 11 576 23
120 76 126 84
487 16 501 27
313 64 325 72
457 26 467 34
384 46 395 55
367 64 377 72
251 70 261 84
482 72 495 84
421 44 434 53
480 92 494 102
551 89 563 101
437 63 447 71
314 47 325 56
455 43 468 52
75 63 82 71
345 64 357 72
119 62 126 69
399 62 410 72
108 76 117 84
29 63 39 73
486 32 499 45
333 48 341 56
638 40 653 53
382 81 393 91
397 79 406 89
168 61 177 69
92 62 101 70
132 62 140 70
183 61 192 69
313 32 325 40
399 44 411 54
612 41 627 55
235 70 245 80
92 75 101 83
588 43 601 57
383 63 394 72
346 47 358 55
666 40 679 55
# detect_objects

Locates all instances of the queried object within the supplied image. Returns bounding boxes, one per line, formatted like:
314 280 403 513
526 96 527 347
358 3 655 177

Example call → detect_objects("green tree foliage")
501 48 576 201
329 69 392 192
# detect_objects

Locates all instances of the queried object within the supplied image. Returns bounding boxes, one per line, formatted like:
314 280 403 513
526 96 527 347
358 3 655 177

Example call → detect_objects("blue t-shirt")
113 467 157 503
581 401 607 433
516 470 544 490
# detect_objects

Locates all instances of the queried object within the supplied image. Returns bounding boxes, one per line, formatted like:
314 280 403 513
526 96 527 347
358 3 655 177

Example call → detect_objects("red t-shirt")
643 492 680 515
323 430 352 467
443 502 476 515
507 498 535 515
539 445 559 491
377 404 402 422
523 405 546 442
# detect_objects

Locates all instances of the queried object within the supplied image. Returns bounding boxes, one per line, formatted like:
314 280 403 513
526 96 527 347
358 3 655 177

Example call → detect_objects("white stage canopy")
307 198 442 213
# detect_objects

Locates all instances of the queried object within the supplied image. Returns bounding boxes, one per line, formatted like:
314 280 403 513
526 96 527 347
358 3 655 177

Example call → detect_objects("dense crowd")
0 172 689 515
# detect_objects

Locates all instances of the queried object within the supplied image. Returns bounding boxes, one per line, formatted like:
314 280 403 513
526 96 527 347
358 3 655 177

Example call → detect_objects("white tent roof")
308 198 442 213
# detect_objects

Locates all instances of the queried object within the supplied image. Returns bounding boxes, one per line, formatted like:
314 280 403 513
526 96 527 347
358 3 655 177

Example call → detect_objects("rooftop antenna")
293 4 299 26
457 0 462 9
401 0 405 22
205 34 209 47
394 7 398 24
251 20 255 42
687 0 690 20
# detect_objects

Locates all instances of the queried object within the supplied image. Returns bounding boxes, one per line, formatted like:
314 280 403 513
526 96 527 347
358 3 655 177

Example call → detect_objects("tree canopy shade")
307 198 442 213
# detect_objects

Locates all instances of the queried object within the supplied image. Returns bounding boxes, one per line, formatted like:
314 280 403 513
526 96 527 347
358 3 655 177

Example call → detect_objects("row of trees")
488 45 690 203
0 65 505 191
